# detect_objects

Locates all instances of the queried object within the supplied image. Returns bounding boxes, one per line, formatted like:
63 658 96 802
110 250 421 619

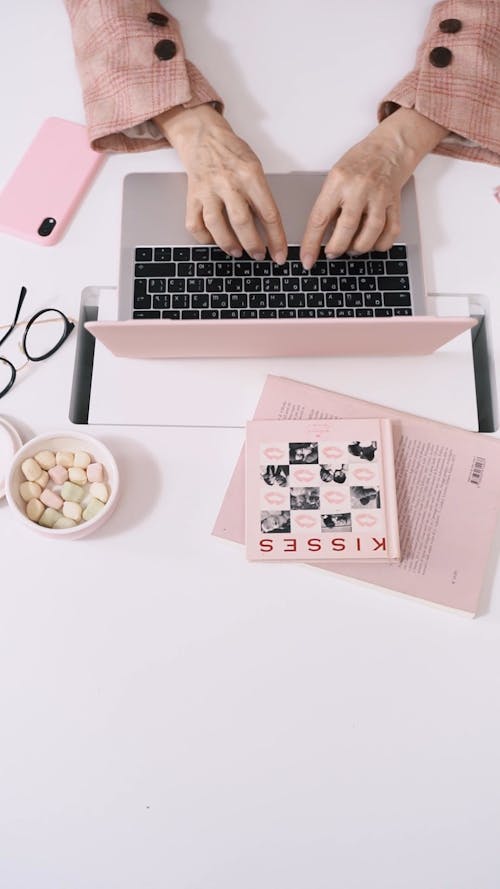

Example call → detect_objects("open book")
213 375 500 615
246 417 400 562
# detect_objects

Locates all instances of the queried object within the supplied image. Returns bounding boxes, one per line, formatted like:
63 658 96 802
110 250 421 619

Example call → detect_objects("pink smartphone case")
0 117 104 246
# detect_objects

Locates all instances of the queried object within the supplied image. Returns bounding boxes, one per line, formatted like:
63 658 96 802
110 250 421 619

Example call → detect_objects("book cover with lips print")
245 418 400 562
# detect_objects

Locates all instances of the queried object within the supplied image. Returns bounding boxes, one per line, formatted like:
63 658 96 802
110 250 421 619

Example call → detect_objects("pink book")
246 418 400 562
213 375 500 615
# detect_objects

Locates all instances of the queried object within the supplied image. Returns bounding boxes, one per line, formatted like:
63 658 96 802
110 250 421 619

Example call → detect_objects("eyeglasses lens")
0 358 15 394
24 311 68 360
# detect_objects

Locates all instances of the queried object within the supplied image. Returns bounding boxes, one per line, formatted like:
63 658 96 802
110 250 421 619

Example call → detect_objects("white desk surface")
1 3 500 888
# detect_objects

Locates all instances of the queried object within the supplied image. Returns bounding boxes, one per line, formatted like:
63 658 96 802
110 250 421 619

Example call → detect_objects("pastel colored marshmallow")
86 462 104 483
26 498 44 523
53 517 77 529
20 481 42 502
39 508 61 528
61 481 84 503
40 488 63 510
49 465 69 485
34 450 56 470
89 482 108 503
83 498 105 521
74 451 91 469
21 457 42 482
56 450 74 468
63 501 82 522
34 470 49 490
68 467 87 486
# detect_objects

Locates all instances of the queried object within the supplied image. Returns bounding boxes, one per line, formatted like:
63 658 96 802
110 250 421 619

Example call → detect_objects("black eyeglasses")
0 286 75 399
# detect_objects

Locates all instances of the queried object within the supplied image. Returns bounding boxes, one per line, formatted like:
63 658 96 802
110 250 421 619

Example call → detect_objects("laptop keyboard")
132 244 413 320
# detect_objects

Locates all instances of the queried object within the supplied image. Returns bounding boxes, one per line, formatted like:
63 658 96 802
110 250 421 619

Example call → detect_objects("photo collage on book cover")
259 438 385 536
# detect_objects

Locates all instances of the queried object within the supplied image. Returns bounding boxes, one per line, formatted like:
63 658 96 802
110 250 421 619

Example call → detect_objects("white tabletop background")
1 3 500 888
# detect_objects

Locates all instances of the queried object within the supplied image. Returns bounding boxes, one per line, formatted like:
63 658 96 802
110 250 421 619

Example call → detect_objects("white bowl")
5 430 119 539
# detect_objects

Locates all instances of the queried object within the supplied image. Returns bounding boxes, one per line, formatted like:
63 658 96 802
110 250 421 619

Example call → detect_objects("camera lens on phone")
38 217 56 237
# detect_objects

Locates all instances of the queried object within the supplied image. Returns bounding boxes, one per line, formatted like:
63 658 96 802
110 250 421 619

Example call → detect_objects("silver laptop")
85 172 475 357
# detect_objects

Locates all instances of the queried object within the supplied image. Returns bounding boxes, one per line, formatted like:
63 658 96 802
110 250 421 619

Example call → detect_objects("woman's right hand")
155 104 287 263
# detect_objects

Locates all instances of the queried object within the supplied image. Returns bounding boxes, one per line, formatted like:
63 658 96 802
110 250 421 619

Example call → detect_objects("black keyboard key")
148 278 166 293
371 250 388 259
326 294 344 308
389 245 407 259
278 309 297 318
378 276 410 291
263 278 281 292
229 294 247 309
383 292 412 307
375 308 394 317
211 294 230 309
163 310 180 319
253 261 272 277
386 260 408 275
205 278 224 292
192 294 209 309
211 247 232 260
245 277 263 292
168 279 186 293
291 261 306 275
181 310 200 319
221 309 239 319
365 292 383 307
259 309 278 318
201 310 220 319
178 262 195 277
307 294 325 307
287 245 301 260
135 262 175 277
345 293 363 307
355 308 374 317
240 309 258 319
311 260 327 275
135 247 152 262
215 262 233 276
329 261 346 275
133 310 160 319
174 247 191 261
192 247 210 261
298 309 317 318
187 278 204 292
358 277 376 291
301 277 319 291
134 278 147 296
282 278 300 292
154 247 171 262
317 309 336 318
271 262 290 276
348 260 366 275
321 277 338 291
394 307 413 315
172 294 189 309
196 262 214 276
249 294 267 309
339 277 358 291
152 294 170 309
367 260 384 275
336 308 355 317
234 261 252 276
134 293 151 310
288 293 306 308
268 294 286 308
226 278 243 292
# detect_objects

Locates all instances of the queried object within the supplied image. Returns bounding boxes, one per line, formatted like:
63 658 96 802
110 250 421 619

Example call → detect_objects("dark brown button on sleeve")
429 46 453 68
439 18 462 34
154 39 177 61
147 11 169 26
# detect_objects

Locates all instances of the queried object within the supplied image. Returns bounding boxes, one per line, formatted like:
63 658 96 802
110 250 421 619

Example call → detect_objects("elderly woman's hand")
155 103 287 263
300 108 448 269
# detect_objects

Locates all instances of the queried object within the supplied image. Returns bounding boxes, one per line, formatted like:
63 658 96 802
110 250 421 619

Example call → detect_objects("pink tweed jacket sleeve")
379 0 500 166
64 0 223 152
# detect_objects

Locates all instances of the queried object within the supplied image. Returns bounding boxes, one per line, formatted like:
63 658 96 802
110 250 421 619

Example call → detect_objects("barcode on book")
469 456 486 486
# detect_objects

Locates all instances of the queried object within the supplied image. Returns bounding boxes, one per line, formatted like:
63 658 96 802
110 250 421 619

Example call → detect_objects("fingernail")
275 250 287 265
325 252 339 260
230 248 242 258
253 252 266 261
302 253 314 270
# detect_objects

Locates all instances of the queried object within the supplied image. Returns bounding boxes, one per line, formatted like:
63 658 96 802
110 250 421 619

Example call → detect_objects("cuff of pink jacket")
377 0 500 167
87 60 223 153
